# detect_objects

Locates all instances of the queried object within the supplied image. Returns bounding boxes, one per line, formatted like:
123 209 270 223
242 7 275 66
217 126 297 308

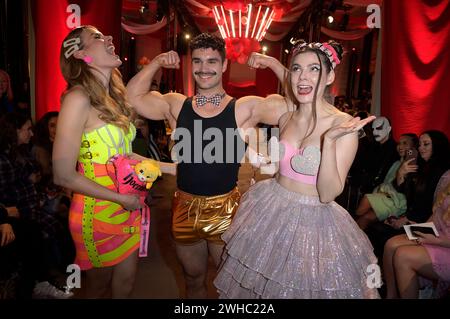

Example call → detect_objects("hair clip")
63 37 81 59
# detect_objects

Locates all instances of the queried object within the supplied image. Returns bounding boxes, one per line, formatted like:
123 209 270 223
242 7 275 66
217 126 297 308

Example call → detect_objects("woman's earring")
83 56 93 64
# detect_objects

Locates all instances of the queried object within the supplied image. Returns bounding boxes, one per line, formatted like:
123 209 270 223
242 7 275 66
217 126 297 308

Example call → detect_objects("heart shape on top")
290 145 321 176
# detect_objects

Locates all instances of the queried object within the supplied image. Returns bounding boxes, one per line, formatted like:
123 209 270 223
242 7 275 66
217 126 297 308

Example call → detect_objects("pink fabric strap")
139 206 151 257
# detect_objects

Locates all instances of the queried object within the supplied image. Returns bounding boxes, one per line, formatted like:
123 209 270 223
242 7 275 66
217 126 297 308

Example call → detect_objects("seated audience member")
0 112 72 298
341 116 398 213
0 69 14 116
364 117 399 193
33 112 71 210
383 170 450 299
355 133 419 230
32 111 74 275
366 130 450 259
0 204 17 280
1 203 20 299
32 111 59 178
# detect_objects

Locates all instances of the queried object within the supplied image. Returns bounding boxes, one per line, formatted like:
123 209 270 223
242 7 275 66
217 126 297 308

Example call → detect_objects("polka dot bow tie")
195 93 226 107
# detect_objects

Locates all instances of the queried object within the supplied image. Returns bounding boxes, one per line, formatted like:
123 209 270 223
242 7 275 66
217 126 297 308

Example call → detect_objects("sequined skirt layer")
214 178 380 299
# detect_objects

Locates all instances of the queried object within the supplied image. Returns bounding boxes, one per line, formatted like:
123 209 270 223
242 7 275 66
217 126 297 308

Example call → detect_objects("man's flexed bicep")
127 89 171 121
236 94 289 129
129 89 185 125
127 50 182 122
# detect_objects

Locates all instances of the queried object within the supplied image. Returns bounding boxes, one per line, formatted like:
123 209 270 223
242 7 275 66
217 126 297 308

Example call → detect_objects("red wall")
33 0 122 120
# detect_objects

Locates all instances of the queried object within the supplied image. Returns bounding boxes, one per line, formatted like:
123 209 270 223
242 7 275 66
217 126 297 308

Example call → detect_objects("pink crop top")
278 140 321 185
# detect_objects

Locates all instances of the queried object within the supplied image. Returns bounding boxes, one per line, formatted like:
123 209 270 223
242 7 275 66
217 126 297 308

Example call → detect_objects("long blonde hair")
0 69 14 102
59 26 132 132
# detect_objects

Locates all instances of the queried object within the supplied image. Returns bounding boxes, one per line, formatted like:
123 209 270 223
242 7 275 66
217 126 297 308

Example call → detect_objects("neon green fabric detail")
94 203 131 224
99 234 140 262
95 176 114 187
78 123 136 164
81 161 102 267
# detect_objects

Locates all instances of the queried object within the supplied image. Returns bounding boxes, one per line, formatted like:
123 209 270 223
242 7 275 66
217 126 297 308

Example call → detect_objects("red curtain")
33 0 122 120
382 0 450 139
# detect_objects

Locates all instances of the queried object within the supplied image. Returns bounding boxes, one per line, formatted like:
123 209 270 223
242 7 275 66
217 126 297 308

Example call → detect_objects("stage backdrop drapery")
33 0 122 120
381 0 450 139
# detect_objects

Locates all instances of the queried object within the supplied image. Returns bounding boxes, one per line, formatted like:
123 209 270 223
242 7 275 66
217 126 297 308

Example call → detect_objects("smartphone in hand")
411 226 437 236
404 222 439 240
404 148 418 165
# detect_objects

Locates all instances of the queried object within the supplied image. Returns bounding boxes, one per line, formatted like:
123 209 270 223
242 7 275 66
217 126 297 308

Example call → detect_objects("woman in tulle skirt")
214 40 380 299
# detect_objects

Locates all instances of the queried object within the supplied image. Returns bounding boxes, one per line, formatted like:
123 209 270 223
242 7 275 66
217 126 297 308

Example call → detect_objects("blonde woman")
0 69 14 115
53 26 174 298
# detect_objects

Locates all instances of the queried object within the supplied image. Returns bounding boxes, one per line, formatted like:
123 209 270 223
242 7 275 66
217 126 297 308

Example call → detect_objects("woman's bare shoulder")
61 86 90 105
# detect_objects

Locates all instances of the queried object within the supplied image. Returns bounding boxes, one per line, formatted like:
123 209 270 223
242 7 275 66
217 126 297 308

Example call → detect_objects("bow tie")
195 93 225 107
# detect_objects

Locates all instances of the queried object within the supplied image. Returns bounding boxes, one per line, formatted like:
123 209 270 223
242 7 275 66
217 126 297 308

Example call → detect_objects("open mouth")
195 72 215 79
297 85 313 95
106 45 116 56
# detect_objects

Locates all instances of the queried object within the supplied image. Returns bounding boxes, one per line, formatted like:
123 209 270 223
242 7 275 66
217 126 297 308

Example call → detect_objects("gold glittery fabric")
171 188 241 244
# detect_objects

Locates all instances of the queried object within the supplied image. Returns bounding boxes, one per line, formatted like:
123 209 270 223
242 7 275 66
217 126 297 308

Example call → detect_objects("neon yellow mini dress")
68 123 140 270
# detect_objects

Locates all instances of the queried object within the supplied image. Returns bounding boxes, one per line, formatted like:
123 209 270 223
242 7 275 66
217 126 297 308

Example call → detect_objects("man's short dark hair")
189 33 226 62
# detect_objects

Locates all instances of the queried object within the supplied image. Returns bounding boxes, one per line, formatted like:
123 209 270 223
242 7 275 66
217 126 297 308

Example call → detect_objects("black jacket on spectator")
366 137 399 192
0 150 40 220
349 136 399 195
394 160 448 223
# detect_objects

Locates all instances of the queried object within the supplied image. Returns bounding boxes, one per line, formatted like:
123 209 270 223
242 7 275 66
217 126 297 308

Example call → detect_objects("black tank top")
174 97 246 195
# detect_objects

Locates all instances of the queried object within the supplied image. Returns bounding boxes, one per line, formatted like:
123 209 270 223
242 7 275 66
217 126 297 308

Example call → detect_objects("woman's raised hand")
324 116 376 142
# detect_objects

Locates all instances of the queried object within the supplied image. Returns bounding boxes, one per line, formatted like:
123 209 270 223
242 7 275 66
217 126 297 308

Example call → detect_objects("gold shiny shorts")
171 188 241 244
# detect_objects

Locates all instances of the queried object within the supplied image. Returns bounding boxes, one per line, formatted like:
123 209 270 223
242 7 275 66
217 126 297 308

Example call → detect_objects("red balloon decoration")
222 0 251 12
225 37 261 64
213 1 278 64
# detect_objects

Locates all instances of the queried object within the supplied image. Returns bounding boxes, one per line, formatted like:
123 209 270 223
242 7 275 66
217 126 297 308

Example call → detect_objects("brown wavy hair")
59 26 132 132
283 40 344 142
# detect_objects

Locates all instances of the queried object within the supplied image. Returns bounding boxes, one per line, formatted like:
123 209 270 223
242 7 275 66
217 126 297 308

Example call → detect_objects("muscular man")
127 33 288 298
